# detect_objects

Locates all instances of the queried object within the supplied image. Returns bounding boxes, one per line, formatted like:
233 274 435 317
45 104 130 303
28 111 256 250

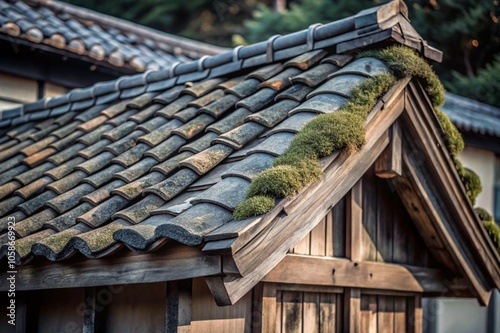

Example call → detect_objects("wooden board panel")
377 296 395 333
105 282 166 333
303 292 320 333
37 288 84 333
362 168 379 262
191 278 252 333
393 297 407 333
360 295 377 333
0 73 37 102
310 216 327 256
44 82 67 97
294 232 311 255
376 177 394 263
332 197 346 258
0 100 21 111
319 293 337 333
252 282 277 333
281 291 303 333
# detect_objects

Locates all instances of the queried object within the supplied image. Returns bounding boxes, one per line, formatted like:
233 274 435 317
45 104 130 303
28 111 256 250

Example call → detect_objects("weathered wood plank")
347 180 363 262
191 278 252 333
252 282 277 333
375 121 402 178
360 294 377 333
376 176 393 263
394 297 407 333
263 255 451 293
303 292 320 333
310 216 326 256
2 243 221 291
282 291 302 333
325 209 335 257
332 197 346 258
319 292 337 333
377 296 395 333
344 288 360 333
294 232 311 255
361 168 378 262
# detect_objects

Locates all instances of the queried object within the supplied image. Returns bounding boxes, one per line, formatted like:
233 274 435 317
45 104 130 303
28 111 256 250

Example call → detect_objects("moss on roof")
233 46 484 221
233 196 275 220
475 207 500 253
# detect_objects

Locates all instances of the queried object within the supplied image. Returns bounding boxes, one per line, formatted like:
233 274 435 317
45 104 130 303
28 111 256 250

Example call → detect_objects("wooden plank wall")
190 278 252 333
360 294 416 333
275 289 342 333
295 164 433 267
293 197 346 257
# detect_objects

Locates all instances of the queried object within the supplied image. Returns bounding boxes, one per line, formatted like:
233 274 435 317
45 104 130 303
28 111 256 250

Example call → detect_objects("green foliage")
447 55 500 108
476 207 500 253
233 195 275 220
359 46 445 107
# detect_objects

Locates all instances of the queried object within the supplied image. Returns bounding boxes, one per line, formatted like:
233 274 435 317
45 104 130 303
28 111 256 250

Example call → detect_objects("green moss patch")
359 46 445 107
476 207 500 253
233 196 275 220
233 72 396 220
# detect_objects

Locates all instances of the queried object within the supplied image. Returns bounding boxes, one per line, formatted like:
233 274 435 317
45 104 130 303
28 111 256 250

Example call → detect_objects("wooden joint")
375 121 402 178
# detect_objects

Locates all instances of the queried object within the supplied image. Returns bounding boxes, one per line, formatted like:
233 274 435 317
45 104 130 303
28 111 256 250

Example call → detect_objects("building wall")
459 146 496 212
0 72 67 111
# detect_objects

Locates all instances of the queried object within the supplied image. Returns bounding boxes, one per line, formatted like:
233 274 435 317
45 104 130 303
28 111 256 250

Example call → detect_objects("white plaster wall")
459 146 496 212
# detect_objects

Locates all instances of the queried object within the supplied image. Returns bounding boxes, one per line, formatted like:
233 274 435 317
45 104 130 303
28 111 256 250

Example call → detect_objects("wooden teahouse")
0 1 499 332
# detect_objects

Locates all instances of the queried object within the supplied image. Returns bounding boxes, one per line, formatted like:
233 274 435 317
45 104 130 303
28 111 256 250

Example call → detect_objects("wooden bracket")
375 121 402 178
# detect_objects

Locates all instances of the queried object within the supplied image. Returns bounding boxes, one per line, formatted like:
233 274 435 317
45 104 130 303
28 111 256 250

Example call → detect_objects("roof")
0 0 498 306
442 92 500 138
0 0 228 72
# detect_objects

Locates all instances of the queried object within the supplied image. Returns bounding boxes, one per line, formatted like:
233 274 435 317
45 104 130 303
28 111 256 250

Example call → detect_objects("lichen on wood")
475 207 500 253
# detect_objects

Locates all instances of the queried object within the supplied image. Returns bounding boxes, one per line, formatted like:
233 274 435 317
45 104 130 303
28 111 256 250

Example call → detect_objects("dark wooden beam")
375 121 402 178
83 287 96 333
263 255 452 293
166 280 192 333
0 243 220 291
347 180 363 261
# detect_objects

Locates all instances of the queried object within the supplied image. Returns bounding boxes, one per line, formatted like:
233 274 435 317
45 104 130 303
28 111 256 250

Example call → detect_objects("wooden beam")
375 121 402 178
407 294 423 333
252 282 277 333
166 280 192 333
263 254 452 293
0 243 220 291
344 288 361 333
405 82 500 288
83 287 96 333
401 149 491 304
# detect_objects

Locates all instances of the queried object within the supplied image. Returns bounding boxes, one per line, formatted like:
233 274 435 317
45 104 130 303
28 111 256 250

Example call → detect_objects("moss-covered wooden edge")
475 208 500 253
233 45 483 221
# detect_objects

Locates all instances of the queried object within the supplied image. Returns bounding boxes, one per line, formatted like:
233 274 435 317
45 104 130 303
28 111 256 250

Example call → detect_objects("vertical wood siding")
294 164 433 267
360 294 410 333
276 290 342 333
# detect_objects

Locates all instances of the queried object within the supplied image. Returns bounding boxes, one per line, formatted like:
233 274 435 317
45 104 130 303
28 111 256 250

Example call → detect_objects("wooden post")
407 294 423 333
252 282 277 333
375 121 402 178
344 288 361 333
83 287 96 333
166 280 192 333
